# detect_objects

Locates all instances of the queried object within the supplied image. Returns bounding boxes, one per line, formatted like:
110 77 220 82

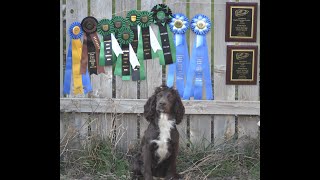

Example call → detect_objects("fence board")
139 0 164 140
60 112 81 149
190 115 211 147
188 0 212 146
60 98 260 115
90 0 113 98
60 0 63 97
164 0 187 87
213 0 236 145
237 0 260 139
90 113 113 141
65 0 88 98
177 116 188 146
74 113 89 147
114 0 138 152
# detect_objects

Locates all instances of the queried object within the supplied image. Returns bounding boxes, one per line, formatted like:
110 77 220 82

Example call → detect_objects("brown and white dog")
133 85 185 180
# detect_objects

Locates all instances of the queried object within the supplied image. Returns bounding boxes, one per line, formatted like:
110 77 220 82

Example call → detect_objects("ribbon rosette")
151 4 176 65
112 16 127 38
63 22 92 95
167 13 189 97
126 10 139 53
80 16 105 75
136 11 162 62
97 19 116 66
183 14 213 100
114 27 141 81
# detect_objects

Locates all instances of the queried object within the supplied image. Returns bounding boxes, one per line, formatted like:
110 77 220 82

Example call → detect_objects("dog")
133 85 185 180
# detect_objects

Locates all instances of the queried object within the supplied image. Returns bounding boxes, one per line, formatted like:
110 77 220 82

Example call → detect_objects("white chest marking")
151 113 175 163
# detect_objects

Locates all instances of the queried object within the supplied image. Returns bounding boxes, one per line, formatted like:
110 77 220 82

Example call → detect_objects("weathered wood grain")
114 0 139 152
65 0 88 98
213 0 236 146
188 0 212 146
90 0 113 98
60 98 260 115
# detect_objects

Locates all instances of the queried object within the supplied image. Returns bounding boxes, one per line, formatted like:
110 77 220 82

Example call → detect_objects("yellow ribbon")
72 39 84 95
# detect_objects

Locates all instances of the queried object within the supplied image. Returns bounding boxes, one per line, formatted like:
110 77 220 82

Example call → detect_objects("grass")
60 132 260 180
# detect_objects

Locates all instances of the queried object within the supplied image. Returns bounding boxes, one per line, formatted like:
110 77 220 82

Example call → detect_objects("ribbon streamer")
136 11 154 61
114 27 141 81
63 22 92 95
183 14 213 100
167 13 190 97
97 19 114 66
151 4 176 65
80 16 105 75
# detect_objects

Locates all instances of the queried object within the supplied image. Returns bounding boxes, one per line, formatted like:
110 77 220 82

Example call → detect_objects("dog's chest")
151 113 175 163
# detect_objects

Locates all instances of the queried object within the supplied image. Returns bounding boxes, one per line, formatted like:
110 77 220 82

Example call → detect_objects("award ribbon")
151 4 176 65
114 27 141 81
127 10 142 80
183 14 213 100
167 13 189 97
137 11 151 60
126 10 139 53
80 16 105 75
112 16 127 38
97 19 114 66
63 22 92 95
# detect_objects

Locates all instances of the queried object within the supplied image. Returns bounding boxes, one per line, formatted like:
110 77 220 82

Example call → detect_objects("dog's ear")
143 93 157 123
172 89 185 125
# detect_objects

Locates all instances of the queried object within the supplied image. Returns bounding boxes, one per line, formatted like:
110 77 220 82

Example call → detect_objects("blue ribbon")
63 22 92 95
82 67 92 94
183 14 213 100
167 13 189 97
63 41 72 94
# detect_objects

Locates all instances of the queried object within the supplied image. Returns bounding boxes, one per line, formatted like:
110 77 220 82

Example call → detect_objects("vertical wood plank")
213 0 236 146
91 0 113 98
190 115 211 147
177 116 188 147
139 0 163 141
60 0 63 97
115 0 138 152
60 112 80 149
89 0 114 142
238 0 260 139
66 0 88 98
164 0 187 88
89 113 113 141
75 113 89 147
60 112 65 140
188 0 212 147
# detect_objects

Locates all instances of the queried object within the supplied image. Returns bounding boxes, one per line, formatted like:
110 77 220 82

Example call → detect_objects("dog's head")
144 85 185 124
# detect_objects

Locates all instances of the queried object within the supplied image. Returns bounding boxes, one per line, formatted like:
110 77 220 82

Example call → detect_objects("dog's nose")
159 102 166 106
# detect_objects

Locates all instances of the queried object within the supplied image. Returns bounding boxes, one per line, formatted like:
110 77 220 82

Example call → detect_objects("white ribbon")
111 33 123 57
149 26 162 53
129 43 140 69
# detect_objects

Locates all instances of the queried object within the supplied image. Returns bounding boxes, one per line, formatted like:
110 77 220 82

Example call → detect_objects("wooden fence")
60 0 260 152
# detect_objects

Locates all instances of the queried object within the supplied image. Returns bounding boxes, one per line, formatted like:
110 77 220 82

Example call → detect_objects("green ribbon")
114 53 122 76
99 40 105 66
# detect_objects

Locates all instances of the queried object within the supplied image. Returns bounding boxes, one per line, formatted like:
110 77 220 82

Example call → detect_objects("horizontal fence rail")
60 98 260 115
